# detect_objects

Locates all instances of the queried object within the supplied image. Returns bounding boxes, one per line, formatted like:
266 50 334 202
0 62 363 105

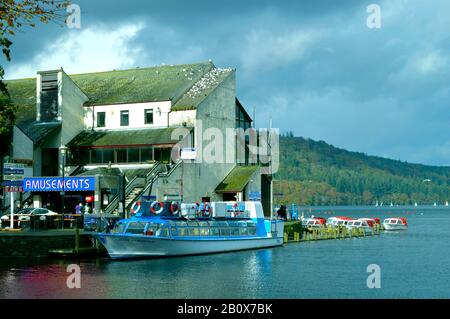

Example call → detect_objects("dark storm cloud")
3 0 449 165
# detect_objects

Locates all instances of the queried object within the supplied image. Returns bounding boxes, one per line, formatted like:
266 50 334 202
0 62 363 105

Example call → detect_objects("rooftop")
3 61 234 124
67 127 193 148
215 165 260 193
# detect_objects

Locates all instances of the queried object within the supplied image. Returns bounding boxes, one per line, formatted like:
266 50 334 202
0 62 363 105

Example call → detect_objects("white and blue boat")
95 201 285 259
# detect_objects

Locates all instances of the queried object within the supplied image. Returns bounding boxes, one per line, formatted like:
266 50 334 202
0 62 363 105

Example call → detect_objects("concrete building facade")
4 61 273 217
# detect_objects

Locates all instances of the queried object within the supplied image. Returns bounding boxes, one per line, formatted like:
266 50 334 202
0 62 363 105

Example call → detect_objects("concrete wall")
60 71 89 146
169 110 196 127
181 72 237 202
244 167 262 200
12 127 33 160
84 101 172 130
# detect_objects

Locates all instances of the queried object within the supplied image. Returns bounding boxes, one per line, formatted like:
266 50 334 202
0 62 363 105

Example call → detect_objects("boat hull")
95 234 284 259
383 223 407 231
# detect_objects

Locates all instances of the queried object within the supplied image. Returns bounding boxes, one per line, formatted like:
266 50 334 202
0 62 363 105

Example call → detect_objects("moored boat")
383 217 408 231
94 201 284 259
302 217 326 228
345 219 374 233
326 216 352 228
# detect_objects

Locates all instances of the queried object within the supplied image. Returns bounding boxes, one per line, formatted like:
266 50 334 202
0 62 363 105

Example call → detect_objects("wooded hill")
274 135 450 206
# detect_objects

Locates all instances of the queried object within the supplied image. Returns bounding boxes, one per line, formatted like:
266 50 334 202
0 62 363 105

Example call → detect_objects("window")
144 109 154 124
120 110 129 126
116 148 127 163
97 112 106 127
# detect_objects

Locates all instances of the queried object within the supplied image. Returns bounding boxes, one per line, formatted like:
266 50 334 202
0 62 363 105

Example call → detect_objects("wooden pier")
283 221 381 244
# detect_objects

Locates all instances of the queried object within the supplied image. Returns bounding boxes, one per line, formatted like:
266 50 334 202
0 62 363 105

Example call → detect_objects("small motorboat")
326 216 352 228
302 217 326 228
346 219 374 233
383 217 408 231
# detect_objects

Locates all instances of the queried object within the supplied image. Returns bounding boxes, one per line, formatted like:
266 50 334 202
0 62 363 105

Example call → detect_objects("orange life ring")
150 201 164 215
131 201 141 215
170 201 179 215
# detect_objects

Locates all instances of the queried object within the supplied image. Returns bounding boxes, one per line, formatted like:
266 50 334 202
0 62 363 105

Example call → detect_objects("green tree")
1 0 70 209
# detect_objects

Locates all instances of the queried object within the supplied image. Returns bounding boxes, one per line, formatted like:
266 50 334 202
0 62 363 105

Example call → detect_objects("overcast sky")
3 0 450 166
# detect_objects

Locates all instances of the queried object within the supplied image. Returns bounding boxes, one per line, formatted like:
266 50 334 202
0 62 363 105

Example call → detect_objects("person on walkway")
277 205 287 221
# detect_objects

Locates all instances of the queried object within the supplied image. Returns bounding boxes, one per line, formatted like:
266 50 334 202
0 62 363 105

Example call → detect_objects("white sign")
180 148 197 160
3 175 24 181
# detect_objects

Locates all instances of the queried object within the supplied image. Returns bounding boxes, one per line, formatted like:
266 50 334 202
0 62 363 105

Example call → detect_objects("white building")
5 61 273 216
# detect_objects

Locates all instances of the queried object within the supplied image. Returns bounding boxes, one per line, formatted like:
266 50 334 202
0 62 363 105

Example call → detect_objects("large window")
97 112 106 127
144 109 154 124
120 110 129 126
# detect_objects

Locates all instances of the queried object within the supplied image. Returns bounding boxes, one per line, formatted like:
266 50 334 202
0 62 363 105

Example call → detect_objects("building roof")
16 120 61 145
67 127 193 148
215 165 259 193
3 61 234 125
172 67 234 111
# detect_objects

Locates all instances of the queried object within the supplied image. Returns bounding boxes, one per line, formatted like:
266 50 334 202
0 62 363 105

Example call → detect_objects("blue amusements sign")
23 177 95 192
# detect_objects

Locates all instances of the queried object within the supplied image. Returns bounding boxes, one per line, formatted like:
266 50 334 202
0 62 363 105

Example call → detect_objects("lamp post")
60 146 67 229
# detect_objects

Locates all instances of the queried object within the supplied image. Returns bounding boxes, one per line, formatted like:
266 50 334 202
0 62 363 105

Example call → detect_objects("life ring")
170 201 179 215
131 201 141 215
150 201 164 215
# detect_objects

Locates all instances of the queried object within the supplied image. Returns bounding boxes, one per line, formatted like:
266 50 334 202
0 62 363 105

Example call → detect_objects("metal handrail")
103 162 162 215
126 161 181 210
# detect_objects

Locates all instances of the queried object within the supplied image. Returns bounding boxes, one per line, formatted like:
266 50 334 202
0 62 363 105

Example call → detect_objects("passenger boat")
94 201 284 260
383 217 408 231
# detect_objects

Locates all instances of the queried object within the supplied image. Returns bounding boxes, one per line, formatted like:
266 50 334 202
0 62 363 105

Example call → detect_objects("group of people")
75 202 91 215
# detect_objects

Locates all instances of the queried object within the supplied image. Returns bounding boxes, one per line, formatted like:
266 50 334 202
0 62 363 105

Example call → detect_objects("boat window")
145 222 163 236
125 222 147 234
210 226 220 236
112 222 126 234
174 221 188 227
199 227 210 236
238 227 248 236
390 220 396 224
247 224 257 235
177 227 189 236
159 226 170 237
397 220 403 224
186 221 199 227
189 228 201 236
220 228 231 236
230 227 240 236
355 222 361 226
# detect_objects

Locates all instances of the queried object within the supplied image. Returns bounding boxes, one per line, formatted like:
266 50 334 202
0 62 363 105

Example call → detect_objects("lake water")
1 206 449 299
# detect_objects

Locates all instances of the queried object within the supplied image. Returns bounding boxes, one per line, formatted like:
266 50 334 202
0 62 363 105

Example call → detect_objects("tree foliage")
0 0 70 155
274 136 450 206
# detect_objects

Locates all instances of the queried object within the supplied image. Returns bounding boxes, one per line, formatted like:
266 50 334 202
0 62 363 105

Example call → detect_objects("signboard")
249 191 261 201
2 181 23 187
2 163 32 182
86 195 94 203
4 186 23 193
4 163 26 168
3 168 24 175
3 175 24 181
180 147 197 160
23 177 95 192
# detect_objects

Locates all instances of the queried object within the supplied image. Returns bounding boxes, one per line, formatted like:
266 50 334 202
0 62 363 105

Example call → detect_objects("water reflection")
1 208 450 298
